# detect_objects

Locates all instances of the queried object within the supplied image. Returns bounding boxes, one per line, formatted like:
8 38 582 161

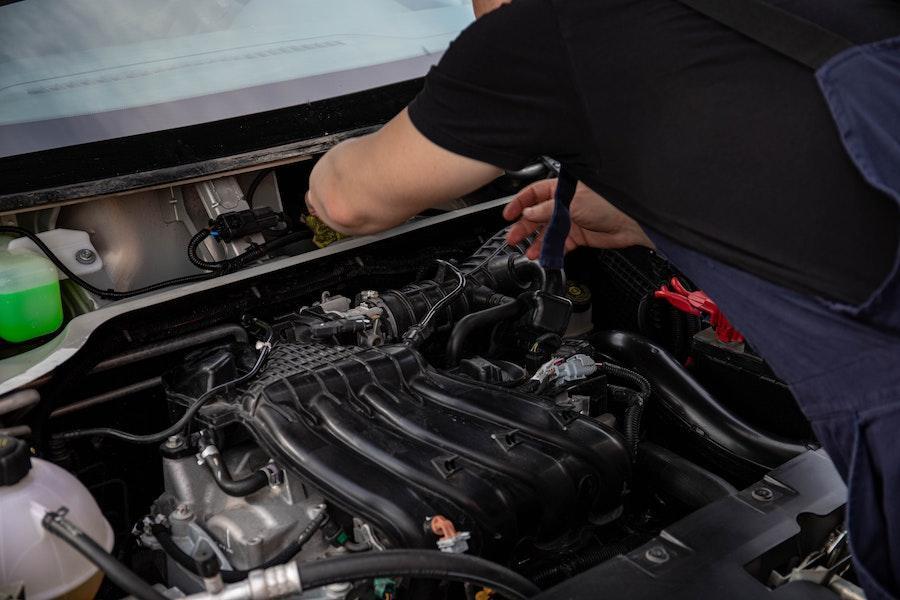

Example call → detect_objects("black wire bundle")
187 228 311 275
0 226 216 300
54 320 275 444
2 217 309 301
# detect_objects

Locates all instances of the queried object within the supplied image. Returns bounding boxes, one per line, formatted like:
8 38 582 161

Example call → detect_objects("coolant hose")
446 298 523 365
297 550 540 600
638 442 737 509
43 509 167 600
591 331 807 473
201 447 269 497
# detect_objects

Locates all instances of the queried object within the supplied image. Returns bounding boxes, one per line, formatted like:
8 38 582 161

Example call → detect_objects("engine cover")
175 342 630 560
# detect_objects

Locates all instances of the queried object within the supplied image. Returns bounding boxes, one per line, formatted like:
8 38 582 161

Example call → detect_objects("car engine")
0 184 856 600
152 233 634 582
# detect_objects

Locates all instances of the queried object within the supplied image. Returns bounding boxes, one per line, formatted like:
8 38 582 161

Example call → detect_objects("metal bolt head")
165 435 182 449
75 248 96 265
645 545 670 564
324 582 352 599
752 486 775 502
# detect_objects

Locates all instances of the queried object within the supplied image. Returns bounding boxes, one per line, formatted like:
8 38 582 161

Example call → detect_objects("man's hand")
473 0 512 18
504 179 654 260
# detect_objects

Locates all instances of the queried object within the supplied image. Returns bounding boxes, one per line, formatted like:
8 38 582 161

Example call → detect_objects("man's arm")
307 109 502 236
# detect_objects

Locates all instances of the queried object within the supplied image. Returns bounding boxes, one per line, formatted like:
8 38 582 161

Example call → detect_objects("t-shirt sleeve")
407 0 586 171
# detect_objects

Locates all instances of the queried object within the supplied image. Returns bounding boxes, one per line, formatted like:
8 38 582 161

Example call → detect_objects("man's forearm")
307 110 502 237
307 136 384 235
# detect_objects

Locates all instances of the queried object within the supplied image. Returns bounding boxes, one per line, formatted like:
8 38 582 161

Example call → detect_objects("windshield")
0 0 473 158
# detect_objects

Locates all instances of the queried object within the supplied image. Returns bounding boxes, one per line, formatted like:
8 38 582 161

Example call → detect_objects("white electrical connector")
531 353 597 385
556 354 597 383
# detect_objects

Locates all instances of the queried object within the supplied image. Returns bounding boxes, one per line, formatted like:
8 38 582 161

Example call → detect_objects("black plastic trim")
0 79 422 211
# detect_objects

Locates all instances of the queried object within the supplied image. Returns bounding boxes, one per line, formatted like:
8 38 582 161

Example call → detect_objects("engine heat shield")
175 342 630 559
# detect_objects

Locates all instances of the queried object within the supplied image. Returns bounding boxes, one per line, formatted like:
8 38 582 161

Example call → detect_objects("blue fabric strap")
539 168 578 271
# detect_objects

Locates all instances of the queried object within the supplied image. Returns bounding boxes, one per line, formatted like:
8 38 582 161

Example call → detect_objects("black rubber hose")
43 509 167 600
591 331 807 472
297 550 540 600
54 320 273 444
403 260 467 347
202 451 269 497
445 297 524 365
637 442 737 509
151 508 328 583
342 539 372 552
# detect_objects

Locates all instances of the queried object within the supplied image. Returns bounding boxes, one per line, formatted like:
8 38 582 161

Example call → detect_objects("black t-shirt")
408 0 900 305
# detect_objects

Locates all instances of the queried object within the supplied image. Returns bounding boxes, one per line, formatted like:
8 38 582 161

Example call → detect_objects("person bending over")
307 1 900 597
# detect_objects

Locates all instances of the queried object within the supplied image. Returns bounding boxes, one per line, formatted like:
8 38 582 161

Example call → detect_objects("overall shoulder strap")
675 0 854 69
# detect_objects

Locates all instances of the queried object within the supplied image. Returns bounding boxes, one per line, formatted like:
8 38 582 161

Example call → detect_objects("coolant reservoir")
0 435 114 599
0 250 63 343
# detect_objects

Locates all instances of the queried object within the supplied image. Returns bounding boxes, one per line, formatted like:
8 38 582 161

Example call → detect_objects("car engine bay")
0 164 860 600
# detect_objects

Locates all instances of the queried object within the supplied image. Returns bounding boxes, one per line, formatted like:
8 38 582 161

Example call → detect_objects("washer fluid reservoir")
0 435 114 599
0 249 63 343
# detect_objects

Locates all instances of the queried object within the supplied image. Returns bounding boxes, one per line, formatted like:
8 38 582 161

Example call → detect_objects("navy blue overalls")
539 1 900 596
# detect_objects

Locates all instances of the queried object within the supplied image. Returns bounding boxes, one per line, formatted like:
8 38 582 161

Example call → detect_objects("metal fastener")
644 545 670 564
75 248 96 264
165 435 182 449
752 486 775 502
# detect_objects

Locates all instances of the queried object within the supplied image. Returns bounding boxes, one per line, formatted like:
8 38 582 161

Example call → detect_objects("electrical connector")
210 208 284 242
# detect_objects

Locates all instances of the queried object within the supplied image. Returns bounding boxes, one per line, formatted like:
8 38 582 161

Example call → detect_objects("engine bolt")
172 503 193 520
325 582 352 599
644 545 670 564
752 486 775 502
75 248 96 264
165 435 182 449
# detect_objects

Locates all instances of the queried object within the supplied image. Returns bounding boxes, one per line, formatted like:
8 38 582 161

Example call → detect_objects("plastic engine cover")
173 342 630 559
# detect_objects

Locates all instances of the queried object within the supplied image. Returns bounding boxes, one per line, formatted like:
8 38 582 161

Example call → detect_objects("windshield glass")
0 0 473 158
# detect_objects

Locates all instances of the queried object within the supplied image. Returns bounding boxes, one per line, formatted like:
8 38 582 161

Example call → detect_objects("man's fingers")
525 229 545 260
503 179 557 220
506 198 555 245
521 199 554 223
506 218 542 246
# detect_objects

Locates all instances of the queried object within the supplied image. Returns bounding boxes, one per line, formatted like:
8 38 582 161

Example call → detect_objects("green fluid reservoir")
0 250 63 343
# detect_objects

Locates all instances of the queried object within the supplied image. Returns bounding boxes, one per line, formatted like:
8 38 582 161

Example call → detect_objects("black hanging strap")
675 0 854 69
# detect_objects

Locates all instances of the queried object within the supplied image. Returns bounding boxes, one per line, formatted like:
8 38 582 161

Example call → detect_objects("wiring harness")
0 207 310 301
54 319 275 444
